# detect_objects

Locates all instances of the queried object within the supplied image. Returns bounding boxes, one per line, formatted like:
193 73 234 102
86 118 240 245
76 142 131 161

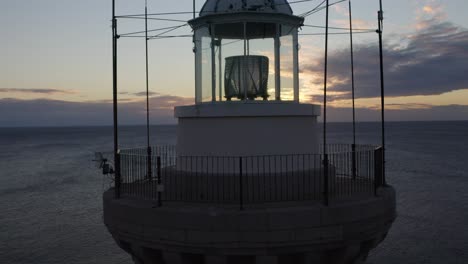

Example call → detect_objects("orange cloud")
422 6 435 14
415 1 447 30
332 19 375 31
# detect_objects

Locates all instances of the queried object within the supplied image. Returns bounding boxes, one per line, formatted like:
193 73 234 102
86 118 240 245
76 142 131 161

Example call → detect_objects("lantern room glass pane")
194 22 299 104
247 24 275 101
216 23 246 102
194 27 215 103
201 30 212 102
280 25 295 101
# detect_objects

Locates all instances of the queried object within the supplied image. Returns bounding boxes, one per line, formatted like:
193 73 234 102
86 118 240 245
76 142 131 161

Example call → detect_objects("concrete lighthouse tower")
103 1 396 263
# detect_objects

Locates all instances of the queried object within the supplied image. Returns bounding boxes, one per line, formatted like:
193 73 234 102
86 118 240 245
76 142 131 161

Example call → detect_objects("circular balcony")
103 145 395 264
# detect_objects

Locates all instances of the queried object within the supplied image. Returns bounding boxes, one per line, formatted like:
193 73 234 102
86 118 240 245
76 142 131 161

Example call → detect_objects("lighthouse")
103 1 396 263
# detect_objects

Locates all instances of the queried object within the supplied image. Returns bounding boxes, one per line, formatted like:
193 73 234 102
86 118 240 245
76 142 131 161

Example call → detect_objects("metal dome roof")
199 0 294 16
190 0 303 39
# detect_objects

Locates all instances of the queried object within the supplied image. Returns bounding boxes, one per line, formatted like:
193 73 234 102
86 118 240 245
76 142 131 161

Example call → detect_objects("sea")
1 121 467 264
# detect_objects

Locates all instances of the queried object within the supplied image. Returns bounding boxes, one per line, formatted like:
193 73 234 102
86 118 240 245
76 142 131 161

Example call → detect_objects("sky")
1 0 468 126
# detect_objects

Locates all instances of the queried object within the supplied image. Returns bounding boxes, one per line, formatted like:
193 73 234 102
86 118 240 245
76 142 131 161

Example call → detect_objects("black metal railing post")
147 147 152 181
239 157 244 210
374 147 383 196
115 151 121 199
157 156 162 207
352 143 357 179
323 154 329 206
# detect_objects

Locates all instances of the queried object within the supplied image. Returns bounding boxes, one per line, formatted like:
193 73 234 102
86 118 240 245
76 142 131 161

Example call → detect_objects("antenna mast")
377 0 386 185
112 0 120 198
349 0 357 178
323 0 330 206
193 0 196 19
145 0 152 180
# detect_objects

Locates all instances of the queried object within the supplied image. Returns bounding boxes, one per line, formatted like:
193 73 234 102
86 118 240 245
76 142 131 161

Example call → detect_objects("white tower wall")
174 102 321 173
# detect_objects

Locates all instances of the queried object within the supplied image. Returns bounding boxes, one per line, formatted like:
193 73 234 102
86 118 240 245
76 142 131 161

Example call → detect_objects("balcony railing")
114 144 384 208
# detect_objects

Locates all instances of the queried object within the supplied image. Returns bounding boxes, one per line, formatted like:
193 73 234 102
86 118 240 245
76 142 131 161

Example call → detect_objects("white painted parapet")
174 102 320 173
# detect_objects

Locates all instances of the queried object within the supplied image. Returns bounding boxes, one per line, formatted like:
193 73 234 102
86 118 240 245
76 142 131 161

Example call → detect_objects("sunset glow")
1 0 468 126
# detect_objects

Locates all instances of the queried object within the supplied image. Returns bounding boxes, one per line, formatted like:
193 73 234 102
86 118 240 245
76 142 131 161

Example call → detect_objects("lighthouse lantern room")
191 0 302 103
176 0 320 158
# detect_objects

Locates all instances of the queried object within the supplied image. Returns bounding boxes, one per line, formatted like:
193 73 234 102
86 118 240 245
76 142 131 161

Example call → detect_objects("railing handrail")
113 144 385 208
118 143 380 157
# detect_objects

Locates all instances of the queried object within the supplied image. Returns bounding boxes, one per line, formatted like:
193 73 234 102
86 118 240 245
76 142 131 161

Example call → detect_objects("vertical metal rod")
323 0 330 206
243 22 248 100
145 2 149 145
211 24 217 101
373 148 377 196
112 0 120 198
323 0 329 162
374 147 383 196
145 1 152 181
157 156 162 207
349 0 357 180
323 154 329 205
274 23 281 100
193 0 199 103
377 0 386 185
239 157 244 210
293 30 299 102
218 39 222 101
349 0 356 150
115 152 121 198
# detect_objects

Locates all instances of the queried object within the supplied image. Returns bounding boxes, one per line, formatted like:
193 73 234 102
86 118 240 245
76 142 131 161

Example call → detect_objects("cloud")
332 19 375 31
322 104 468 122
415 2 447 30
379 103 432 110
301 19 468 101
119 91 161 97
422 6 436 15
415 1 446 29
133 91 160 97
1 96 467 127
332 4 348 17
0 95 193 127
0 88 75 94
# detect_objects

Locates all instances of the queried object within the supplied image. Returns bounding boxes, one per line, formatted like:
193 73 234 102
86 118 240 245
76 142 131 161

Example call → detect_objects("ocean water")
0 121 467 264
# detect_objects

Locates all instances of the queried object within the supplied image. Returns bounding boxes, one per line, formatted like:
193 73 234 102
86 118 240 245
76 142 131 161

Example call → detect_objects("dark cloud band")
1 97 466 126
0 88 74 94
0 96 193 127
302 19 468 100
